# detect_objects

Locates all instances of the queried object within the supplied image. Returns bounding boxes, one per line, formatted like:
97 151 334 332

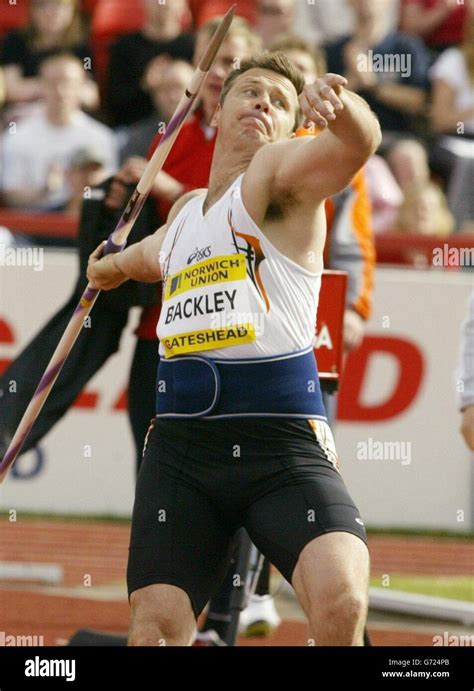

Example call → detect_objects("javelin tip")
198 5 236 72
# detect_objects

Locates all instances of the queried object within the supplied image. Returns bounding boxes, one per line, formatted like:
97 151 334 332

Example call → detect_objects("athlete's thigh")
127 419 235 618
243 428 367 584
291 531 369 613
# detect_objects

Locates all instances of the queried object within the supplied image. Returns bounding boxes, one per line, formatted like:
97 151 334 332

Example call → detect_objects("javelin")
0 6 235 482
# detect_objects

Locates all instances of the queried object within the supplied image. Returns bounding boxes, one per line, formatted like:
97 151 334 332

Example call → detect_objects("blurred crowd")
0 0 472 238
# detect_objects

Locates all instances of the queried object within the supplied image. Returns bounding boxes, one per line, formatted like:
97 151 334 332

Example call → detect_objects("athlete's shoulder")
167 188 207 226
247 137 308 173
243 138 306 195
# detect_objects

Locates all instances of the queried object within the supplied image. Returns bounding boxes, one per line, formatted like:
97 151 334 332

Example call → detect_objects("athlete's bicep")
139 224 168 280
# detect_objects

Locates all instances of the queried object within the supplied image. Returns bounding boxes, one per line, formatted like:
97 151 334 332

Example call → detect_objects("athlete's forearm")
274 83 381 202
327 89 381 158
114 234 162 283
87 230 164 291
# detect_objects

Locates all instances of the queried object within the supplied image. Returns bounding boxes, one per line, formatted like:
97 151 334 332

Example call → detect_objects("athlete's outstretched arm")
87 189 204 290
269 74 382 205
87 224 167 290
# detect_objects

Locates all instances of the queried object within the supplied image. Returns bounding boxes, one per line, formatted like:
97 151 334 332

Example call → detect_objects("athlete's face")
214 68 300 148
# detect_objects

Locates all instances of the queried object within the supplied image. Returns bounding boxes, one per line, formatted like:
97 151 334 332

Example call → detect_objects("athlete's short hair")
219 51 305 132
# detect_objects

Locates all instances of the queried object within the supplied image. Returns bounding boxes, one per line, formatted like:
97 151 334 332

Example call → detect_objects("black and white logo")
187 246 211 264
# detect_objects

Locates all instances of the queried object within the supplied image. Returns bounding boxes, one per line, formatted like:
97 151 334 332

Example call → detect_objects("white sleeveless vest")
157 173 322 360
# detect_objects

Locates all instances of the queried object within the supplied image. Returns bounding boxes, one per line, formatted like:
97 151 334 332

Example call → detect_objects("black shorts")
127 417 367 618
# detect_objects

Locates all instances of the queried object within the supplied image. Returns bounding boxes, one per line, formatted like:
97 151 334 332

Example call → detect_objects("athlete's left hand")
87 242 129 291
300 73 348 130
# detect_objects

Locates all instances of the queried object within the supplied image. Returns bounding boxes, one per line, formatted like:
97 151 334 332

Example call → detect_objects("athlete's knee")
128 614 191 646
128 622 170 646
128 584 195 646
309 582 368 631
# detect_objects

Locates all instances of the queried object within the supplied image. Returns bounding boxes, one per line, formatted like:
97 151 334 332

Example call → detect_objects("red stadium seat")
91 0 145 38
0 1 30 39
188 0 257 28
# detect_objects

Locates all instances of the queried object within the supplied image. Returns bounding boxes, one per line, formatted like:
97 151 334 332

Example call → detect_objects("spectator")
326 0 430 138
385 137 455 233
269 33 327 80
293 0 400 47
386 137 431 188
400 0 469 55
64 146 108 217
0 53 117 212
105 0 194 127
447 156 474 232
364 155 404 233
430 15 474 138
0 0 98 113
108 17 261 215
256 0 296 47
430 13 474 229
395 179 454 235
120 58 194 163
324 0 448 233
429 14 474 227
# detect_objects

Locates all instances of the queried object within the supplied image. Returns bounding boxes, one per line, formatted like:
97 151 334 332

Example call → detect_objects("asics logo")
187 246 211 264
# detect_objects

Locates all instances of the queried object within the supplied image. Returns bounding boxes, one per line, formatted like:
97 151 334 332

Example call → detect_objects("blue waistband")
155 347 327 420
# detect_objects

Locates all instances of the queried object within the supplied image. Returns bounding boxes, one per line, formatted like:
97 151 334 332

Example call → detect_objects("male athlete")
87 52 381 646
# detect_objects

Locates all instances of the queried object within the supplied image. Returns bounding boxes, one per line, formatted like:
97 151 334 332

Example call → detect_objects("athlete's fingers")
302 88 337 122
89 241 106 262
300 92 329 129
310 80 343 112
322 73 348 88
319 83 344 111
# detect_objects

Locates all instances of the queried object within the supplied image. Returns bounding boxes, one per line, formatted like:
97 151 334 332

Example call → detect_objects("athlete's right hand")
87 242 129 291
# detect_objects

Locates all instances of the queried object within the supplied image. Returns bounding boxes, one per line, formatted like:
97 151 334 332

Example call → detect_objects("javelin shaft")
0 6 235 482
